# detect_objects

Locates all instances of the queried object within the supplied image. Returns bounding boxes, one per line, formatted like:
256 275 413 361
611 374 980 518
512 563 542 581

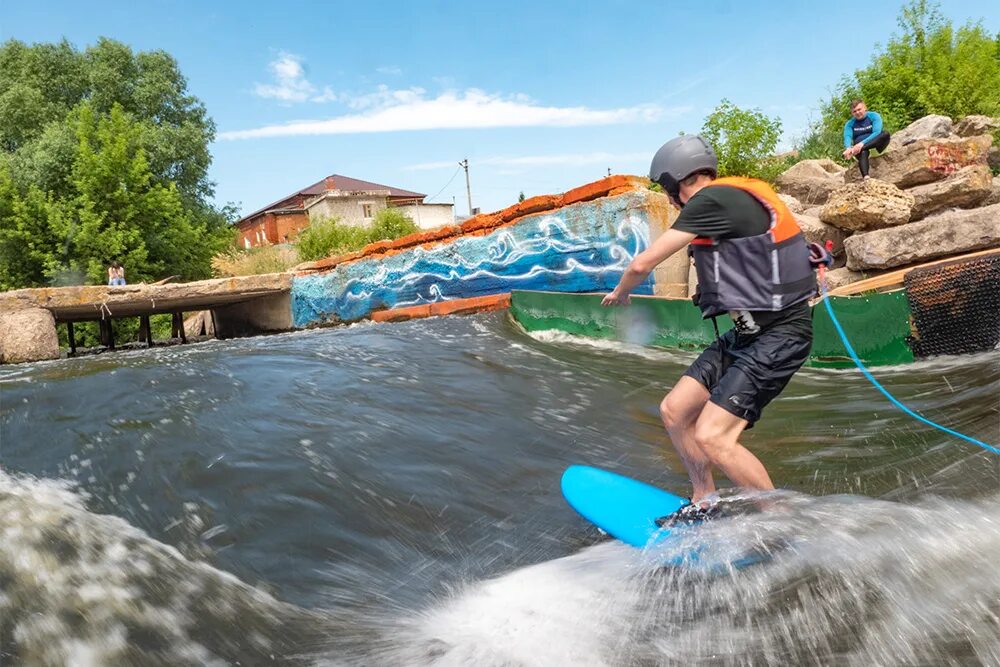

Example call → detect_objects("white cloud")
376 65 402 75
221 88 683 140
405 151 652 171
253 52 337 104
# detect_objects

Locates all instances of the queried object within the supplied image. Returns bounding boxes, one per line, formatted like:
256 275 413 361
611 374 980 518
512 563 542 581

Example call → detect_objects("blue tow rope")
819 269 1000 456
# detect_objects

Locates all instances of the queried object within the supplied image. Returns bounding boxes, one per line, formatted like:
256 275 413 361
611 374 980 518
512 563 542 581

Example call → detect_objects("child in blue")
843 99 891 178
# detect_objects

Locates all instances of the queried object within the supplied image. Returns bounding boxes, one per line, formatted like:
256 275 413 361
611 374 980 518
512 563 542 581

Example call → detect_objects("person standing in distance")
842 99 891 178
602 135 823 521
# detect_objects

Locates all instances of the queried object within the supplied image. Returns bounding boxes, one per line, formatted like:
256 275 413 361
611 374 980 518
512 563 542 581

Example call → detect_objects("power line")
426 166 462 202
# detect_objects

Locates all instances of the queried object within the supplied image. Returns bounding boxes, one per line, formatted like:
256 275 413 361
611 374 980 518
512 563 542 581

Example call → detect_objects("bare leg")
659 376 715 501
693 402 774 493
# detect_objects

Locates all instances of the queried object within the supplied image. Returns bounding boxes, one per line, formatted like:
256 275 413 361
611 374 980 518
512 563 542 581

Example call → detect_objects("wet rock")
0 307 59 364
844 203 1000 270
907 164 994 221
847 135 993 188
775 159 846 206
820 180 914 232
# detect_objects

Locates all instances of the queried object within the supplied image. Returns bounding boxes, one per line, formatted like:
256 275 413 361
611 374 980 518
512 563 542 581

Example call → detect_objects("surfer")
602 135 829 523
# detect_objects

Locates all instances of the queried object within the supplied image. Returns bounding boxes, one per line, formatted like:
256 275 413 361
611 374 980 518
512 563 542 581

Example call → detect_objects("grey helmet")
649 135 717 206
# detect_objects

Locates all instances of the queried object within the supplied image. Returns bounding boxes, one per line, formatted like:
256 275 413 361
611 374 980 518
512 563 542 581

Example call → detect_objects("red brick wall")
275 212 310 243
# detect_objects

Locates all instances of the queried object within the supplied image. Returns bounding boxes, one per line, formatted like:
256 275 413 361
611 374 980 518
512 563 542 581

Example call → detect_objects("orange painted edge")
369 293 511 323
296 175 649 274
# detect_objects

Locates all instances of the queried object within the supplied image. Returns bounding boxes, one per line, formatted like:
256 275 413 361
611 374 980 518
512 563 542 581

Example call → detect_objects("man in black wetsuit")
603 135 826 521
842 99 891 178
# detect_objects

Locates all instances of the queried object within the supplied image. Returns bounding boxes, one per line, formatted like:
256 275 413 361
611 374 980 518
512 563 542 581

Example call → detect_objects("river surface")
1 312 998 666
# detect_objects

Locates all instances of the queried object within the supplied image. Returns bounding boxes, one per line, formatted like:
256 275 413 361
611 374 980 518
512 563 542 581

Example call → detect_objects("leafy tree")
700 99 786 181
800 0 1000 159
1 38 214 200
0 38 231 290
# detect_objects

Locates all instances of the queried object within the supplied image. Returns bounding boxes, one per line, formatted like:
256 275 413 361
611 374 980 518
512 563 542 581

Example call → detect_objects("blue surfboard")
561 464 690 548
562 465 774 569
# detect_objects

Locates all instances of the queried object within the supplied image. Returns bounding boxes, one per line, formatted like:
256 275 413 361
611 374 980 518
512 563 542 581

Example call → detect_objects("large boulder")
794 213 848 267
844 203 1000 270
846 135 993 188
887 114 953 150
0 308 60 364
907 164 994 221
990 146 1000 171
820 180 914 231
954 115 1000 137
775 159 845 205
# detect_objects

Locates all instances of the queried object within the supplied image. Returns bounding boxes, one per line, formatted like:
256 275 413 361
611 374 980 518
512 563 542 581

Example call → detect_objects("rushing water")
1 312 998 666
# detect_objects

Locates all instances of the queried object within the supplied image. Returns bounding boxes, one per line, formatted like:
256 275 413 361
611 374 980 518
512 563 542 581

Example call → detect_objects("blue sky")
2 1 998 217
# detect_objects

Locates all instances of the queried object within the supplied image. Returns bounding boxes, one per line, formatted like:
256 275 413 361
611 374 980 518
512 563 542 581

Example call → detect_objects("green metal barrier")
509 290 915 368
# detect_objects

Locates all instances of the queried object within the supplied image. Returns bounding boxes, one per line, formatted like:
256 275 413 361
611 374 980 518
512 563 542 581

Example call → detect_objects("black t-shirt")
673 185 812 334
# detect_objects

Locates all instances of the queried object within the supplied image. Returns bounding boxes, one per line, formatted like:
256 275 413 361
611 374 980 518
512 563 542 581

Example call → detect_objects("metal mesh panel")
904 252 1000 358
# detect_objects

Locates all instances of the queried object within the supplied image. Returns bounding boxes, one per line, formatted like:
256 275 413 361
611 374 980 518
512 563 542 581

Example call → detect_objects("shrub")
368 207 418 241
295 217 370 261
211 244 300 277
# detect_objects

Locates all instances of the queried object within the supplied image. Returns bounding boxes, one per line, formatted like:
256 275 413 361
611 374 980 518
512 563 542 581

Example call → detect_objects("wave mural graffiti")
292 188 675 327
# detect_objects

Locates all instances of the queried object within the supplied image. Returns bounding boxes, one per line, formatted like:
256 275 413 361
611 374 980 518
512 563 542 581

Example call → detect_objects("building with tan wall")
236 175 451 247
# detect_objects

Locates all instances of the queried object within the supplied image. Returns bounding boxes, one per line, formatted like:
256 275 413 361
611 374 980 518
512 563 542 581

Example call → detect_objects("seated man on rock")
842 98 891 178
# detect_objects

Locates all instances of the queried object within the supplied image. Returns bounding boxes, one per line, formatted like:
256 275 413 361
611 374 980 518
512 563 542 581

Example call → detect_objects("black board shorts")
683 324 812 427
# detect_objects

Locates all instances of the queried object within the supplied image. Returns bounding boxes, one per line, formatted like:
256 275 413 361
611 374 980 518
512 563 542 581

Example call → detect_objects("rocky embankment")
774 114 1000 290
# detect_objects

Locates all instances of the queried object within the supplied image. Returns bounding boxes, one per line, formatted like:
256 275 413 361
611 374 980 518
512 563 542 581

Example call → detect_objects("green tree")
700 99 786 181
800 0 1000 159
0 38 231 290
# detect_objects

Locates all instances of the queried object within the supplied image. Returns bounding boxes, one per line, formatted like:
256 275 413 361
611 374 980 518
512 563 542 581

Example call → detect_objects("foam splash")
0 471 326 666
356 492 1000 666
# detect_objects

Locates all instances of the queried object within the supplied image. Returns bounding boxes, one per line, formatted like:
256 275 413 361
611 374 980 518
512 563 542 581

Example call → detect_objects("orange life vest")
688 177 816 319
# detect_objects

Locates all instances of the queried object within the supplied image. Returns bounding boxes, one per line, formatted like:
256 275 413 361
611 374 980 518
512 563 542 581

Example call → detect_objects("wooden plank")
828 248 1000 296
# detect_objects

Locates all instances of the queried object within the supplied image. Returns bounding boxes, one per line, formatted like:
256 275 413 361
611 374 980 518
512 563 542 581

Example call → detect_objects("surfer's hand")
602 290 630 306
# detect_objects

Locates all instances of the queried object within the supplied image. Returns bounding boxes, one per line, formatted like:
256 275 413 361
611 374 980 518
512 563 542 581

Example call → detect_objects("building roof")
238 174 427 225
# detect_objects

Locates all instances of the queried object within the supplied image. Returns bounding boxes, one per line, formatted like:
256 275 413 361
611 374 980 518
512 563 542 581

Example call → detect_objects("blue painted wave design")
292 205 655 326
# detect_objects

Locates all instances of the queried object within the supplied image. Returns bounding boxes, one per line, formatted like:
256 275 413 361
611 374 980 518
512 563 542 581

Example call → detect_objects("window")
362 203 373 219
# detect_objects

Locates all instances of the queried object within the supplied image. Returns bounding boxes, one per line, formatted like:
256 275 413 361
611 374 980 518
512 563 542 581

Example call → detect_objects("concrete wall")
291 186 681 326
394 203 455 230
305 194 388 227
212 292 293 338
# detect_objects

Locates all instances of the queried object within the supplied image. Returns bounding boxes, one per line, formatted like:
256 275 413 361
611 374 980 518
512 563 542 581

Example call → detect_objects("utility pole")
459 159 473 215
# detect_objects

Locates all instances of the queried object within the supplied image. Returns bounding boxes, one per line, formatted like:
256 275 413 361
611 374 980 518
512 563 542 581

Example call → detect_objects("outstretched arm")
602 228 697 305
